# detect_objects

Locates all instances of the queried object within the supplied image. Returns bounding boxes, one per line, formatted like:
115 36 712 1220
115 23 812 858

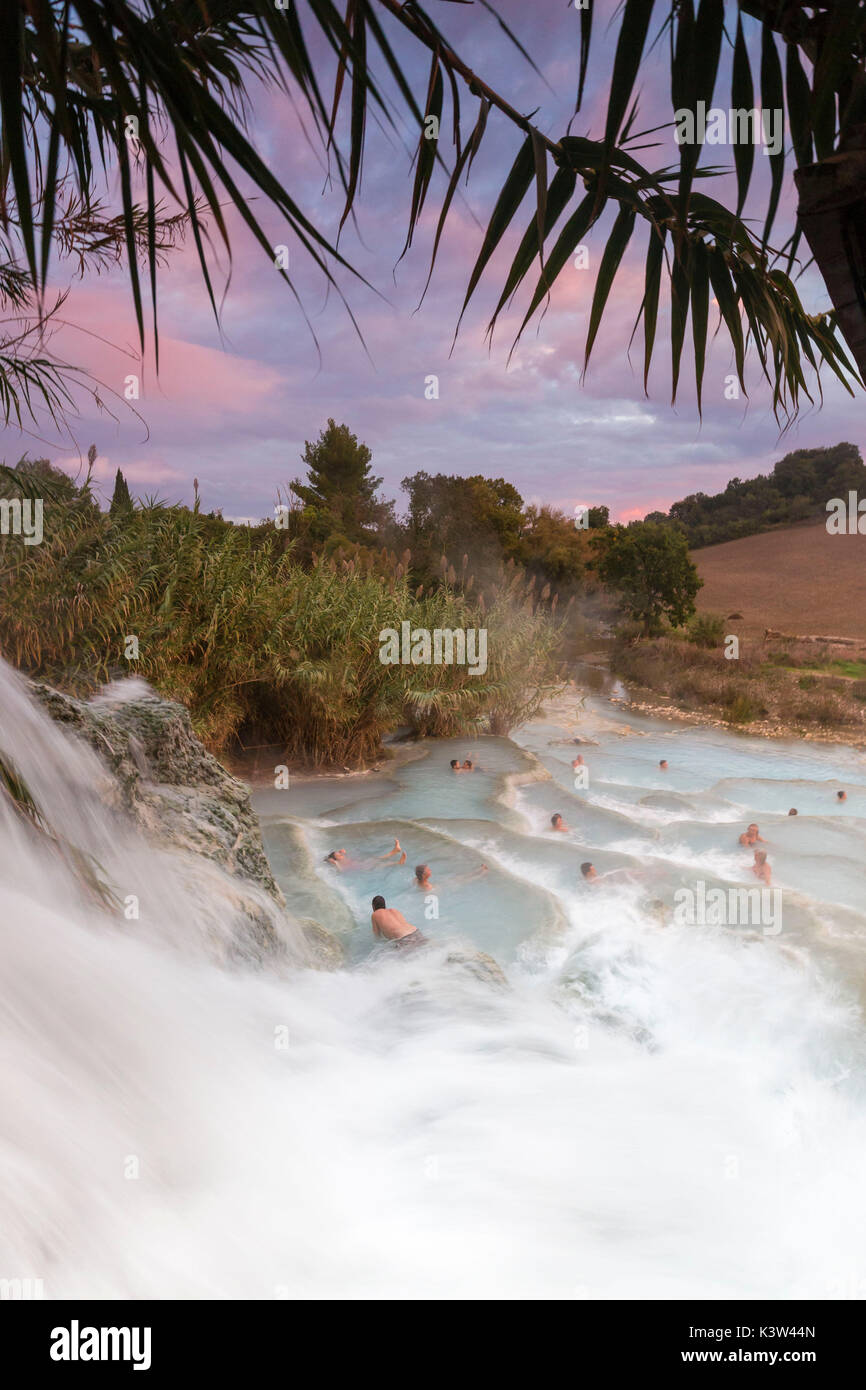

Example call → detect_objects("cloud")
2 1 860 521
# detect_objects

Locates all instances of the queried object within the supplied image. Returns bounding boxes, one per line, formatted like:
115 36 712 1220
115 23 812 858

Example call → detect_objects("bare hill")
692 521 866 645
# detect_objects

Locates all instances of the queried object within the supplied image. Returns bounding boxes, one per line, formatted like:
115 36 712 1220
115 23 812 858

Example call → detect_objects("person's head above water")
580 862 596 879
551 813 563 828
414 864 429 884
837 790 847 801
449 759 460 769
371 895 386 910
788 808 798 816
325 849 346 863
659 759 668 770
463 759 473 770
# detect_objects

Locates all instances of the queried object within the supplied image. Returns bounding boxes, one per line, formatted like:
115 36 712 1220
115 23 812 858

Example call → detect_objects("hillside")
647 442 866 549
692 521 866 646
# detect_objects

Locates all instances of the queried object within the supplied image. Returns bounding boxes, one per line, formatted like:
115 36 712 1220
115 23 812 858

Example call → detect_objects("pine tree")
290 420 392 544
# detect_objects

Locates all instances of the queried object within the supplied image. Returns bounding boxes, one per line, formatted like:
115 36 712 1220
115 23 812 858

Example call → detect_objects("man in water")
752 850 771 886
580 862 597 881
449 759 466 773
837 790 847 803
325 848 352 869
326 839 406 870
551 812 569 832
572 754 585 770
738 822 765 847
788 808 798 816
414 863 437 892
416 861 487 890
659 759 669 771
371 896 426 949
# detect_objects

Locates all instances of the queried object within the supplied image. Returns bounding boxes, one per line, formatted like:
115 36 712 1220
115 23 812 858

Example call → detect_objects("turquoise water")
4 657 866 1300
259 703 866 964
250 693 866 1297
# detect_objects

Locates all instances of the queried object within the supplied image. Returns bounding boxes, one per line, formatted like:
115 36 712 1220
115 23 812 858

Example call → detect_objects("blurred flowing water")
2 657 866 1299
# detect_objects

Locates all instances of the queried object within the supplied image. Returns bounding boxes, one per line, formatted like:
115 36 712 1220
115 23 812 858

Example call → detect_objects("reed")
0 493 564 766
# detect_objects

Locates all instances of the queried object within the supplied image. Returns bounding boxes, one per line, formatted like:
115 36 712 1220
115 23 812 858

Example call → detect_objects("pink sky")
3 0 862 521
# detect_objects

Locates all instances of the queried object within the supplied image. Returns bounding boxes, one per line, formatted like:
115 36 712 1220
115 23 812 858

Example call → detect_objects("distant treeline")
644 443 866 549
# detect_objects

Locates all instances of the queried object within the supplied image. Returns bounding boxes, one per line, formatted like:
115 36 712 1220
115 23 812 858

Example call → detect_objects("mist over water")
3 657 866 1299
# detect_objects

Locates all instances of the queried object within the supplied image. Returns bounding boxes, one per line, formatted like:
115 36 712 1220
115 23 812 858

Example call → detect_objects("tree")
3 2 865 435
401 471 525 585
656 442 866 546
593 523 703 634
109 469 133 517
291 420 392 547
516 505 587 589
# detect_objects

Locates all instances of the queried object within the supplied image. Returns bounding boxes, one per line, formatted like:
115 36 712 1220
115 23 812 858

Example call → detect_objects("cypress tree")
109 468 133 517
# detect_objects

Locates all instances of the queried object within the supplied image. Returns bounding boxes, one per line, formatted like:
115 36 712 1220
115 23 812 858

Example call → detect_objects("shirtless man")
551 812 569 832
449 759 466 773
370 896 426 949
572 755 585 770
580 862 597 881
752 850 771 885
659 759 669 771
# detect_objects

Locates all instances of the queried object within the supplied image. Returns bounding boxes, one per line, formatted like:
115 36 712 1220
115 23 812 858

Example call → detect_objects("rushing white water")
2 658 866 1300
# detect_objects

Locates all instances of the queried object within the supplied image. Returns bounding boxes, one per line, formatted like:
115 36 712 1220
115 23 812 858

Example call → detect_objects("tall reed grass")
0 494 564 766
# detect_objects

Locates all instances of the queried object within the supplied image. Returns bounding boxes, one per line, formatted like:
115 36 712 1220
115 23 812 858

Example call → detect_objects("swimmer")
580 862 597 881
659 759 669 771
551 812 569 832
752 849 771 886
370 896 426 949
449 759 467 773
788 808 798 816
738 822 765 847
381 838 407 862
572 755 585 770
326 838 406 871
414 863 437 892
837 790 847 802
324 848 353 870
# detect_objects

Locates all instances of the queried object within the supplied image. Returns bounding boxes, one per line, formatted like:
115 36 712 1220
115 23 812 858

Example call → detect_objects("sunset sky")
4 0 862 522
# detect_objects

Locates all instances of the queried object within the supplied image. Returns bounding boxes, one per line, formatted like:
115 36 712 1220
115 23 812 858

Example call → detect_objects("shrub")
725 694 759 724
687 611 725 648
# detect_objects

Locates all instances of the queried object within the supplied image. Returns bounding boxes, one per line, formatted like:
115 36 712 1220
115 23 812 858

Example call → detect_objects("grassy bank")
0 484 564 767
611 628 866 739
